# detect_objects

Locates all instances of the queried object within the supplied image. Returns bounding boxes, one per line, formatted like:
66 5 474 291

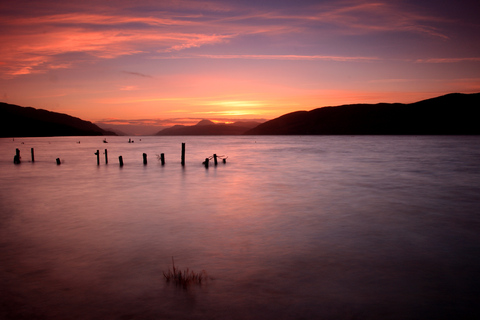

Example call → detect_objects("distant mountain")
245 93 480 135
156 120 260 135
0 102 116 137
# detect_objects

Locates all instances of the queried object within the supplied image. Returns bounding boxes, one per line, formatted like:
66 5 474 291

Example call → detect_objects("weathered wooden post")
14 148 21 164
204 158 209 168
31 148 35 162
119 156 124 167
181 143 185 166
213 154 218 166
223 158 226 164
160 153 165 165
143 153 147 165
56 158 61 165
104 149 108 164
94 150 100 165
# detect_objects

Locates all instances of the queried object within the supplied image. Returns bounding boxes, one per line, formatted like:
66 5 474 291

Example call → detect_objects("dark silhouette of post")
160 153 165 165
94 150 100 165
14 148 21 164
104 149 108 164
213 154 218 166
31 148 35 162
119 156 124 167
56 158 61 165
143 153 147 165
204 158 209 168
181 143 185 166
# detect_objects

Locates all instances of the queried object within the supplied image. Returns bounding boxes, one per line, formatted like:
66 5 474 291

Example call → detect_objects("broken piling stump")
181 143 185 166
13 148 21 164
94 150 100 165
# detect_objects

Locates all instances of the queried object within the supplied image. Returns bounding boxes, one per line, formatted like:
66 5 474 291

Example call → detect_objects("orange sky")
1 0 479 133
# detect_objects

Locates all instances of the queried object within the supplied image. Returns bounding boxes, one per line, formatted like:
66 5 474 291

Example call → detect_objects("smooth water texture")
1 136 479 319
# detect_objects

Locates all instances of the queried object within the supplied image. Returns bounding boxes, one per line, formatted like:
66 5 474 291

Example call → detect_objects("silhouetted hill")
245 93 480 135
0 102 116 137
156 120 260 135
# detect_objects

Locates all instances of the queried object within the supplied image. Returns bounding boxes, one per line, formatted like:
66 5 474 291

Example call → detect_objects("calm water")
1 135 479 320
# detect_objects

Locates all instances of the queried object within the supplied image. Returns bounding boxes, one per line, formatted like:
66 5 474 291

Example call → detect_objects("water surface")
1 136 479 319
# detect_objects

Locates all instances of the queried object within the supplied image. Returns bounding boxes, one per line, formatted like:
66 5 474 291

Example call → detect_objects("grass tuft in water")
163 257 207 288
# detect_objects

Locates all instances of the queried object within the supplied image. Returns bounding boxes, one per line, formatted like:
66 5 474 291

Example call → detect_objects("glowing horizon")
1 0 479 129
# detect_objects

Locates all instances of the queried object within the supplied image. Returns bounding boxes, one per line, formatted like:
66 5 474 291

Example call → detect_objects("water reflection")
0 136 479 319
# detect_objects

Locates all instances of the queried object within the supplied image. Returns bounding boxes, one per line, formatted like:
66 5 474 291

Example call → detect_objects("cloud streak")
0 0 457 77
194 54 379 62
416 57 480 63
122 71 153 78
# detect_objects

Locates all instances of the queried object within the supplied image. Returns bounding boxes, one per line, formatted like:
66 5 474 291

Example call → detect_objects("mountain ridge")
245 93 480 135
0 102 115 137
2 92 479 137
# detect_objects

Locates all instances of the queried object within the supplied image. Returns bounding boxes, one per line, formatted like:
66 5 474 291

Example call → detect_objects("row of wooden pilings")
94 142 186 167
14 143 226 168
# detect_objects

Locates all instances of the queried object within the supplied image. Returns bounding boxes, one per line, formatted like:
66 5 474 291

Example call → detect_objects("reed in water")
163 257 207 288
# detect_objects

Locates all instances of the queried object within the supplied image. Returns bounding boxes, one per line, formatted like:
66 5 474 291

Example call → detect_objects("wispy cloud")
416 57 480 63
194 54 379 62
119 85 139 91
122 71 153 78
0 12 234 77
0 0 456 77
304 1 451 39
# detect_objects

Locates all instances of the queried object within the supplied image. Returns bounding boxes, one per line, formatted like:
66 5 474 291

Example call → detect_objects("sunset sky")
1 0 479 132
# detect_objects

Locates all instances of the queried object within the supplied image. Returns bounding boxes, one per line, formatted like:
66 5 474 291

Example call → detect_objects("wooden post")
119 156 124 167
31 148 35 162
104 149 108 164
94 150 100 165
223 158 226 164
204 158 209 168
160 153 165 165
213 154 218 166
181 143 185 166
14 148 21 164
143 153 147 165
56 158 61 165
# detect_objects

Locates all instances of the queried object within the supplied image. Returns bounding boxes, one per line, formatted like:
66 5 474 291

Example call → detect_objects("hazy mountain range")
155 119 260 135
1 92 479 138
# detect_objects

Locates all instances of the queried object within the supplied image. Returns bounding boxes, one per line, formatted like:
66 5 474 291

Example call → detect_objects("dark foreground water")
1 135 479 319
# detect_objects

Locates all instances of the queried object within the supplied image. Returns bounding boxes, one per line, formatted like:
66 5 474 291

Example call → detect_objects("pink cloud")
0 11 239 77
0 1 456 78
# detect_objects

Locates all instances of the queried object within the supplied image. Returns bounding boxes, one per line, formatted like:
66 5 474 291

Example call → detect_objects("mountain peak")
196 119 215 126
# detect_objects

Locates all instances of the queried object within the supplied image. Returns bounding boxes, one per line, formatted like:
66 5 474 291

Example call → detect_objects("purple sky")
1 0 479 132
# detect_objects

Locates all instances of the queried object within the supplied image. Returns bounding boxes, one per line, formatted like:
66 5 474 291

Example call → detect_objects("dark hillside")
245 93 480 135
0 102 115 137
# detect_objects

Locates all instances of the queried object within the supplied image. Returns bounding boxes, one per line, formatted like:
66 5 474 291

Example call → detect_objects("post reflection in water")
0 135 479 319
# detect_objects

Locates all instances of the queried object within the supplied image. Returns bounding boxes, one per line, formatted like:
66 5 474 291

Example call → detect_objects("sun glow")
206 100 264 108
